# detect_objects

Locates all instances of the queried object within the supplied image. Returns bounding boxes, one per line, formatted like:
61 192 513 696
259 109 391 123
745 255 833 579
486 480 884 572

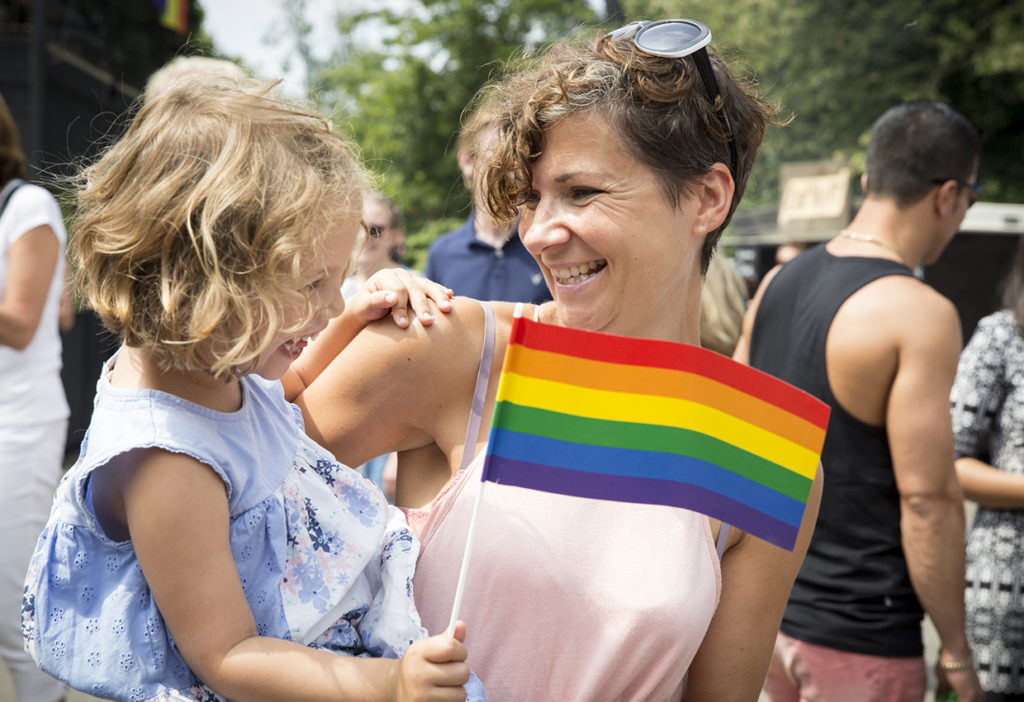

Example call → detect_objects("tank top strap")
715 523 730 560
457 300 495 473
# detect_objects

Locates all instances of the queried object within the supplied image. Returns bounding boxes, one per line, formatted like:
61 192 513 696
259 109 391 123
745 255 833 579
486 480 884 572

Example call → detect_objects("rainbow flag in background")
480 316 830 551
153 0 189 34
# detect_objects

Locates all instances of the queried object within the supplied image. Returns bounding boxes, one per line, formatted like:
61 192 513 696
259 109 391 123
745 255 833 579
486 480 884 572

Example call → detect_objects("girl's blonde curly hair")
479 25 778 274
70 74 370 380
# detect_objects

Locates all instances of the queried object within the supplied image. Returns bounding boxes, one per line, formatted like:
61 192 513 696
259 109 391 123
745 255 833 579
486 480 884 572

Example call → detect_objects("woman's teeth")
553 260 607 285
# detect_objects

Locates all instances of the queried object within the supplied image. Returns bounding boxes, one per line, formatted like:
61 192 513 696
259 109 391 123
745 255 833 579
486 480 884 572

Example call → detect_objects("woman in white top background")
0 92 70 702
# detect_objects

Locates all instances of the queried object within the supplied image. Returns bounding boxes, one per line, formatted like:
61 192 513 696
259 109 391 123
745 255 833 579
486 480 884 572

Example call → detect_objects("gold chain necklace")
838 229 909 266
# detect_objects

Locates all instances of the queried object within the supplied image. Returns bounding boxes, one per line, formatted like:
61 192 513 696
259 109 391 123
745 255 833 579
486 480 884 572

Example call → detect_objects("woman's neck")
110 345 243 412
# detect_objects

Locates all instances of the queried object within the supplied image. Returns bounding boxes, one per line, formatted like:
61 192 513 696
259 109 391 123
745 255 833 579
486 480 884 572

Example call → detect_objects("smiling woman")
290 18 822 701
514 112 716 338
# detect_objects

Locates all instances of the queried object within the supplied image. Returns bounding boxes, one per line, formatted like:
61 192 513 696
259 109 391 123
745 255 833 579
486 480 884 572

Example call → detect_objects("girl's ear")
691 162 734 237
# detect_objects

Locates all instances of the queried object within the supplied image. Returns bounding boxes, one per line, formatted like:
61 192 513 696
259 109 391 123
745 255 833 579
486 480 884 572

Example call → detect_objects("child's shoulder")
84 370 298 506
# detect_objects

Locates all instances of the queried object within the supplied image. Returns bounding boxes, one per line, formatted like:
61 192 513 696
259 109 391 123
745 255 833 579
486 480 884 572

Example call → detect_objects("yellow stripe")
161 0 181 32
498 372 819 480
512 345 826 452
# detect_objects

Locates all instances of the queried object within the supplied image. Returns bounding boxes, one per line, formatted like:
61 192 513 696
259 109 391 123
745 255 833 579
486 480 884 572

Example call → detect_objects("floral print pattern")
22 371 426 701
951 310 1024 693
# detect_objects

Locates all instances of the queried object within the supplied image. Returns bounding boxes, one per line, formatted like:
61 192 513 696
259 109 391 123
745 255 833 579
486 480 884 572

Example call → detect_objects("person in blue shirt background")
425 103 552 305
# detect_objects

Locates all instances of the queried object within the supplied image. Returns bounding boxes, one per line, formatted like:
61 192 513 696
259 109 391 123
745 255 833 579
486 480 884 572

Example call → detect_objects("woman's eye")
571 187 600 200
305 279 325 293
523 191 540 209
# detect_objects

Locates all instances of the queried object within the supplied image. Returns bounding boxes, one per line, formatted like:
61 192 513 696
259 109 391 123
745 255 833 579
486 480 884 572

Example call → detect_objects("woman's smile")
521 112 704 342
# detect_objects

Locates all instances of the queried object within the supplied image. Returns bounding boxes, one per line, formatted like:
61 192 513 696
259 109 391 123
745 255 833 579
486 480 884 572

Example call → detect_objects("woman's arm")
115 447 470 702
955 456 1024 508
0 225 59 349
683 465 822 700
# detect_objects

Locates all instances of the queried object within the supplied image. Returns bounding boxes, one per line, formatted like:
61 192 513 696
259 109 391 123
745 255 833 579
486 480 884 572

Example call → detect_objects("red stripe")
509 317 829 429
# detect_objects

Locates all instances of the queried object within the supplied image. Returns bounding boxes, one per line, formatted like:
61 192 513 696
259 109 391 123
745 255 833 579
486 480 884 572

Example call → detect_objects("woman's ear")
691 162 734 236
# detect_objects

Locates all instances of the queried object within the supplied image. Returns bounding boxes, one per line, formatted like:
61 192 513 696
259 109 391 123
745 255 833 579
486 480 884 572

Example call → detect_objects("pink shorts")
763 631 926 702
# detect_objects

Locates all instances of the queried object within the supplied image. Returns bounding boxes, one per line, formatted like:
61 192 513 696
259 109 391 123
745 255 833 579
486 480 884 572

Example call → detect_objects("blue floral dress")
22 358 428 701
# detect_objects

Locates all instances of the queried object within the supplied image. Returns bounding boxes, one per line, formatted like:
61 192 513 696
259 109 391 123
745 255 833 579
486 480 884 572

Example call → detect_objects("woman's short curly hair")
479 24 777 273
70 74 370 380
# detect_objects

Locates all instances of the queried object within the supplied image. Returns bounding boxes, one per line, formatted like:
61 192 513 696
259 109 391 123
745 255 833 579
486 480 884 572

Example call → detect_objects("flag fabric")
153 0 189 34
480 316 830 551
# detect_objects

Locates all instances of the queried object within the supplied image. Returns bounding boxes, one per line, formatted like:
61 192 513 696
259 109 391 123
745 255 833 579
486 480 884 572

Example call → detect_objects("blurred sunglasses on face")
932 178 982 208
360 222 386 239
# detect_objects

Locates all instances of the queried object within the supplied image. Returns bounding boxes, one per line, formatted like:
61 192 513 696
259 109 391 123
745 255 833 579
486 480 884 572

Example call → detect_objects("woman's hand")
357 268 453 329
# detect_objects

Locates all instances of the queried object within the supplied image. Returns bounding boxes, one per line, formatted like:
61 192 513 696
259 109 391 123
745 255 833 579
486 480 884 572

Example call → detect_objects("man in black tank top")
734 102 983 702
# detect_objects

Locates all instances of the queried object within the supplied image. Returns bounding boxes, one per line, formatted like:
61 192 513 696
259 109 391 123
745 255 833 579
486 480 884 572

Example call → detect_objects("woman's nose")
521 203 571 255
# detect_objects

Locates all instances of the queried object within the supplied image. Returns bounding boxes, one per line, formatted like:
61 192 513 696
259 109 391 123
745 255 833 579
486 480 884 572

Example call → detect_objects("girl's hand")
283 272 451 400
391 621 471 702
354 268 453 329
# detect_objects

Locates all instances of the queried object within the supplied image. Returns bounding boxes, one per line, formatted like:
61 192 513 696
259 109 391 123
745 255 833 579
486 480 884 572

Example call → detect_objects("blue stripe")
483 455 800 551
487 426 804 528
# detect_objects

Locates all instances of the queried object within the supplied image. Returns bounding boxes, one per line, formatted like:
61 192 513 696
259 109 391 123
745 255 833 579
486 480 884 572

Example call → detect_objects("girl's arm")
683 465 823 700
115 447 470 702
282 269 453 400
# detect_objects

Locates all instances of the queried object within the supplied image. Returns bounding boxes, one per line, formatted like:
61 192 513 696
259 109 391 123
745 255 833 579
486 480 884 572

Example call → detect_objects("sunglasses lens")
635 20 708 56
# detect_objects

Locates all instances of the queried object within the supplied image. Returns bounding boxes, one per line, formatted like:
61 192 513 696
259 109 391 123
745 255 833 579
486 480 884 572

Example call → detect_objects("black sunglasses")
932 178 982 208
606 19 737 178
361 222 386 239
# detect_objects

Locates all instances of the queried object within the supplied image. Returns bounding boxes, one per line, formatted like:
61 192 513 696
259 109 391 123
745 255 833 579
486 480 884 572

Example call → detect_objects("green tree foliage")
311 0 597 265
270 0 1023 264
629 0 1024 205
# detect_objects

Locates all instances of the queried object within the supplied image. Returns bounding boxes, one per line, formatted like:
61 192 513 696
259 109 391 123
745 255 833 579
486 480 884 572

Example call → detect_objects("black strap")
0 179 26 219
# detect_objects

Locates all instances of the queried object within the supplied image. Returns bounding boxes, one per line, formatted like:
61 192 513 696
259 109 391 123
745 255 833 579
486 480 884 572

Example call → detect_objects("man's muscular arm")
887 285 981 700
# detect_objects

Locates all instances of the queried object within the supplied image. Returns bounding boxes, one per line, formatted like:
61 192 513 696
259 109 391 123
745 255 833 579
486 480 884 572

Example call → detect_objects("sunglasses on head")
606 19 737 178
932 178 981 208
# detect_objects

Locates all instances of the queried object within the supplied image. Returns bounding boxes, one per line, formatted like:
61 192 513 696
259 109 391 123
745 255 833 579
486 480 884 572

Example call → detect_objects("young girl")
21 74 479 702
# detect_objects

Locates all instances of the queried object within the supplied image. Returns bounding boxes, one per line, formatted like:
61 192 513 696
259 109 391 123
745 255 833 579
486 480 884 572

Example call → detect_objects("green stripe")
493 401 813 502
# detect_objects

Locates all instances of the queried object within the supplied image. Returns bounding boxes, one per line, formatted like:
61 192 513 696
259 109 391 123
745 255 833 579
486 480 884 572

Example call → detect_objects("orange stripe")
512 344 826 453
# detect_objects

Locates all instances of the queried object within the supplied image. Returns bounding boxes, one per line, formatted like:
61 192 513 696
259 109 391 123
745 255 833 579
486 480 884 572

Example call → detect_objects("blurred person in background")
738 100 983 702
951 236 1024 701
342 192 409 300
0 92 69 702
700 253 749 356
424 102 551 305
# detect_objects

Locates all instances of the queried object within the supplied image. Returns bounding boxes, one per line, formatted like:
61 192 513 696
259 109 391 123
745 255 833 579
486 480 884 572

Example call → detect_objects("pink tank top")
409 303 723 701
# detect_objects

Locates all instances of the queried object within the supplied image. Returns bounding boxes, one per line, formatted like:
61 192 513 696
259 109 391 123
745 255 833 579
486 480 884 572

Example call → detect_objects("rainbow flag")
481 317 829 551
153 0 189 34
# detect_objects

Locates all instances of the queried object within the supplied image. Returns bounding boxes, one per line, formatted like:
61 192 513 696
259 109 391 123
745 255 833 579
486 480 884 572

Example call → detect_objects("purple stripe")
483 455 800 551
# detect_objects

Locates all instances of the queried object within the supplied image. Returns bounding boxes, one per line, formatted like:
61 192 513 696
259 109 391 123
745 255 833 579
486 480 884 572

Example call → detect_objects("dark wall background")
2 0 202 459
3 40 133 459
924 233 1021 345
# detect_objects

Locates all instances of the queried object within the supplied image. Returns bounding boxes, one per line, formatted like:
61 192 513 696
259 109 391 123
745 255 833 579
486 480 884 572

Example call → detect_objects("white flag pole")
446 479 487 634
447 303 523 635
